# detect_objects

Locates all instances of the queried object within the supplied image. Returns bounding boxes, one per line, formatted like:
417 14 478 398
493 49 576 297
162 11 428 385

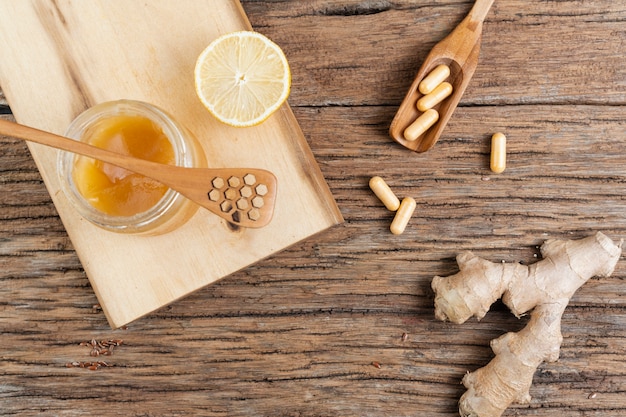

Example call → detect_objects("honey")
72 115 174 217
59 100 206 234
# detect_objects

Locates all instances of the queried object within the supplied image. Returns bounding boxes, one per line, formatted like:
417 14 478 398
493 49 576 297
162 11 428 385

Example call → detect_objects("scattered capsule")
403 109 439 142
417 82 453 112
490 132 507 174
419 64 451 95
390 197 416 235
369 176 401 211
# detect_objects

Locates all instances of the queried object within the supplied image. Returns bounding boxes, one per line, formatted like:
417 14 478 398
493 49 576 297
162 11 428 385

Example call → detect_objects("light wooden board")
0 0 343 328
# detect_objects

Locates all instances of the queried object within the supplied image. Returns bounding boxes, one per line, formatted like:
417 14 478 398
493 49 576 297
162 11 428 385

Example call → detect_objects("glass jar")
58 100 206 235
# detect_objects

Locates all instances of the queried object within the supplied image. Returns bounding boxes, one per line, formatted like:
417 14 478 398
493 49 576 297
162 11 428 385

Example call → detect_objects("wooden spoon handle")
0 118 156 173
469 0 496 24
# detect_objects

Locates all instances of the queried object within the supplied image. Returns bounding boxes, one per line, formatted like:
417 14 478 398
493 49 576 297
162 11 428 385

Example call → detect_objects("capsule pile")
403 64 453 142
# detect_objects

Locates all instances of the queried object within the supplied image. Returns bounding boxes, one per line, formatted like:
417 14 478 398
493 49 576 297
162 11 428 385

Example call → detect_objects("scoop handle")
469 0 495 24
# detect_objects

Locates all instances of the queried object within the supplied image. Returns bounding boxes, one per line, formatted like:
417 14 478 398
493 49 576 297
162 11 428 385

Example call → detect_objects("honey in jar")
72 114 174 217
59 100 206 234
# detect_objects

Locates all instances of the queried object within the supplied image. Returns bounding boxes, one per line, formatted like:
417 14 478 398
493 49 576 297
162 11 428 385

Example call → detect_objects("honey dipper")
0 119 277 228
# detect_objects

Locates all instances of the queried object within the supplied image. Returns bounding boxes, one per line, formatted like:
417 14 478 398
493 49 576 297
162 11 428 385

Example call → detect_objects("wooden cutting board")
0 1 343 328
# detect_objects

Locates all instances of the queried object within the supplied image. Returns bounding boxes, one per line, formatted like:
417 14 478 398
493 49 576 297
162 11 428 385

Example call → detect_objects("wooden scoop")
0 119 277 228
389 0 495 152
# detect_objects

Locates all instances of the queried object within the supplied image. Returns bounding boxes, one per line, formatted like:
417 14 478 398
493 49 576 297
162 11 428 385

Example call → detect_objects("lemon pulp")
194 31 291 127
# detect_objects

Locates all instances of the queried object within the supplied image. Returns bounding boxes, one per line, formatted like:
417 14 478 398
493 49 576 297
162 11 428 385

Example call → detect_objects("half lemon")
194 31 291 127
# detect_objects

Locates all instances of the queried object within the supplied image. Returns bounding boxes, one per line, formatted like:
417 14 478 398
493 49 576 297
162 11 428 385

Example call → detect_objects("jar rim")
57 100 193 233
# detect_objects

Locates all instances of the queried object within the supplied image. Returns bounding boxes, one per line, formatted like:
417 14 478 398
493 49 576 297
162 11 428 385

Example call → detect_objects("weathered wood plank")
0 0 625 416
245 0 626 106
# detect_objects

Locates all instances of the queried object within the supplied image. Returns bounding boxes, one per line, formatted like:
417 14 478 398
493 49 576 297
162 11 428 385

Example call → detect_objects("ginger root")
431 232 623 417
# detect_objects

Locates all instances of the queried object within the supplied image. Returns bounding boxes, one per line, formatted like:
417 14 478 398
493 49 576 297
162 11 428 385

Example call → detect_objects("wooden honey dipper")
0 119 277 228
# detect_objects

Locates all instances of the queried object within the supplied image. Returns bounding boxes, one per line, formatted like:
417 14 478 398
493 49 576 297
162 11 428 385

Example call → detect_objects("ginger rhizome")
431 232 623 417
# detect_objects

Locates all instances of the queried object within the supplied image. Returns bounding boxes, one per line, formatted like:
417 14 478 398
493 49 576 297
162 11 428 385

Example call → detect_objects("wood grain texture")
0 0 342 328
1 0 625 416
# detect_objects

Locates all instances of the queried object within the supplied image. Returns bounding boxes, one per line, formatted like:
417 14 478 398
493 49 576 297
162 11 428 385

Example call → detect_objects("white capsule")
419 64 451 95
417 82 453 112
490 132 507 174
403 109 439 142
390 197 416 235
369 176 400 211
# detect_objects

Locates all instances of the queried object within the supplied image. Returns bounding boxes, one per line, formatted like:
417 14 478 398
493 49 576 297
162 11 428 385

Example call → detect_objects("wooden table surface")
1 1 624 416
